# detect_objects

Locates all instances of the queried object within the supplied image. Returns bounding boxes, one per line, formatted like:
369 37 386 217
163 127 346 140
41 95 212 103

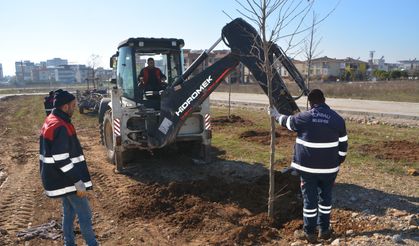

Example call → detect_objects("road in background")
211 92 419 120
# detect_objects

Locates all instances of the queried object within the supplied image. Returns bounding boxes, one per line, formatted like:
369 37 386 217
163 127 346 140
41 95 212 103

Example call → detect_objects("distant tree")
390 70 401 79
400 70 408 78
373 70 390 80
304 11 322 108
87 54 100 89
304 11 322 88
342 70 352 81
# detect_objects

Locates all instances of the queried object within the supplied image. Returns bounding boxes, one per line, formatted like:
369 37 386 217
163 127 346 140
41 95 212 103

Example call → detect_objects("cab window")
117 47 135 99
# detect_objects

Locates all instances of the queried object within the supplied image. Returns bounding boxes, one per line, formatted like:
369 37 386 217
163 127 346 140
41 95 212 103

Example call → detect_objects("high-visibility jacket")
275 103 348 174
39 109 92 197
138 67 165 91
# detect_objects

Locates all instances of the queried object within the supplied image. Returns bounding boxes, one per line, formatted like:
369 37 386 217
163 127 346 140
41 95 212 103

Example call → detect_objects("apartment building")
15 61 35 81
398 59 419 72
0 63 3 80
280 59 306 80
46 58 68 67
54 65 76 83
31 67 52 82
183 49 245 83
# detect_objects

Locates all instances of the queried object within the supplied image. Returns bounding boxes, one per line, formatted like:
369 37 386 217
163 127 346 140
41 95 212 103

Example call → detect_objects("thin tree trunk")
260 0 276 219
228 80 232 119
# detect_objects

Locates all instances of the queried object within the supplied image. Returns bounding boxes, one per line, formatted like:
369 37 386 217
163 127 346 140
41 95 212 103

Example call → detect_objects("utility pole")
369 50 375 80
369 51 375 69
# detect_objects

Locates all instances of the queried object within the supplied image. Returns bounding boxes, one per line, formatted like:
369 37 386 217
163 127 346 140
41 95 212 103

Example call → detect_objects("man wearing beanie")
39 90 98 246
268 89 348 243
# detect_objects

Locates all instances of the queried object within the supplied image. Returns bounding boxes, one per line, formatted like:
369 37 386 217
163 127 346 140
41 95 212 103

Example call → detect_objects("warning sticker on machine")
158 117 173 134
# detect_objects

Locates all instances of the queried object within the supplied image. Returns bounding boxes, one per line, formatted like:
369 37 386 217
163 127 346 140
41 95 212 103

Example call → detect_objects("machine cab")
111 38 184 109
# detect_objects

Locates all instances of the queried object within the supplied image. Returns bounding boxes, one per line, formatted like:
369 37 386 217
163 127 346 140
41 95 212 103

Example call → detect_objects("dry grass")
216 80 419 102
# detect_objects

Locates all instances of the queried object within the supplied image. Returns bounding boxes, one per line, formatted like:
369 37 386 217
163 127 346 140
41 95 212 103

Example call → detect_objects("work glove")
267 106 280 119
75 180 87 197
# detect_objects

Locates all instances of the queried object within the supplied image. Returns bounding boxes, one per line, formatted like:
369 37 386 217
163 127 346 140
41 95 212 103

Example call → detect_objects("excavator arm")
148 18 309 148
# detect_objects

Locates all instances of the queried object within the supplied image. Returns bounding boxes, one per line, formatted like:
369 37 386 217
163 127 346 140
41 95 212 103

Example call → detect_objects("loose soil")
0 96 418 245
359 140 419 162
239 129 296 146
212 114 254 127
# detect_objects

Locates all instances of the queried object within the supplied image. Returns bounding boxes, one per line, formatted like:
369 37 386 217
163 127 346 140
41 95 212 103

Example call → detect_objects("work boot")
294 229 317 243
319 228 332 240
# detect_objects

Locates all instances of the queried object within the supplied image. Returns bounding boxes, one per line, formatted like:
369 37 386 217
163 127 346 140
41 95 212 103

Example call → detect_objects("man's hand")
74 180 87 197
76 190 88 197
267 106 280 119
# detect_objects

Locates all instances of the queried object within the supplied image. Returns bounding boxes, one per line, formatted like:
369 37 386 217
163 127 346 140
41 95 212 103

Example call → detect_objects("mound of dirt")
359 140 419 162
117 172 302 245
331 209 386 235
212 114 254 127
239 130 296 145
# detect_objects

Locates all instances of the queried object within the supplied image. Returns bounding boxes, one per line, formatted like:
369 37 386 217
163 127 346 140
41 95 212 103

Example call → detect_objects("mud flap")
114 147 124 173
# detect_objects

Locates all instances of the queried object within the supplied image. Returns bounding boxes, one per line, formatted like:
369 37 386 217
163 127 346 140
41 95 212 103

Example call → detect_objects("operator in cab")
138 58 167 99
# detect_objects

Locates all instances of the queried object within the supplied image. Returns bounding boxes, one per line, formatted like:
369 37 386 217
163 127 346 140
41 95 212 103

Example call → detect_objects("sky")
1 0 418 76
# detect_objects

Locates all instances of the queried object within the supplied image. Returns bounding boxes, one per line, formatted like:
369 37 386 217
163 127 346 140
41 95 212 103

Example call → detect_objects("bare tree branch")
279 0 341 39
232 0 339 219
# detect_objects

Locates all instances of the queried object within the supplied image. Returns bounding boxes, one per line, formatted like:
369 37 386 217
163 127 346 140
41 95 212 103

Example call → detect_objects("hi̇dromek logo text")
175 75 213 117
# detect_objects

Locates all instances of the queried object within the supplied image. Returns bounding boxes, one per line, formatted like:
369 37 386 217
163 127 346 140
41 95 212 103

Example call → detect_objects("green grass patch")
211 106 419 175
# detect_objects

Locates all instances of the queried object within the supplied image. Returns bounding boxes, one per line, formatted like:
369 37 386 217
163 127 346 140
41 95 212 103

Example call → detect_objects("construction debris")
16 220 62 241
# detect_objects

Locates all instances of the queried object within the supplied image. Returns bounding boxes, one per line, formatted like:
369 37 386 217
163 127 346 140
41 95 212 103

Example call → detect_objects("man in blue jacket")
39 90 97 246
269 89 348 243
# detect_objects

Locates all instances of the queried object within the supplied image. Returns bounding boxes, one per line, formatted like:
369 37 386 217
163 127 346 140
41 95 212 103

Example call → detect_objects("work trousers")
299 171 338 234
62 193 98 246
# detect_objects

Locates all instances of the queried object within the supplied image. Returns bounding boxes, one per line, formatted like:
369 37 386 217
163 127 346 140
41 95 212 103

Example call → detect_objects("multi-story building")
302 56 368 82
183 49 243 83
307 56 343 81
54 65 75 83
46 58 68 67
95 67 113 83
73 65 90 83
280 59 306 81
31 67 51 82
15 61 35 81
0 63 3 80
398 59 419 72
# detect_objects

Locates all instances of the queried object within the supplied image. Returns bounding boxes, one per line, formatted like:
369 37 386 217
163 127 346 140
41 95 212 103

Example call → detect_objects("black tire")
102 110 116 165
98 98 111 124
98 98 111 145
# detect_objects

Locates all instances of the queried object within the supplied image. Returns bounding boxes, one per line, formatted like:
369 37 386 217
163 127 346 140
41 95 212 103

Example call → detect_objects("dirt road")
0 96 418 245
210 92 419 120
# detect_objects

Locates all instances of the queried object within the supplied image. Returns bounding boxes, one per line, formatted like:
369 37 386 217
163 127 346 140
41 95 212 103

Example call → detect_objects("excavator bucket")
222 18 308 115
